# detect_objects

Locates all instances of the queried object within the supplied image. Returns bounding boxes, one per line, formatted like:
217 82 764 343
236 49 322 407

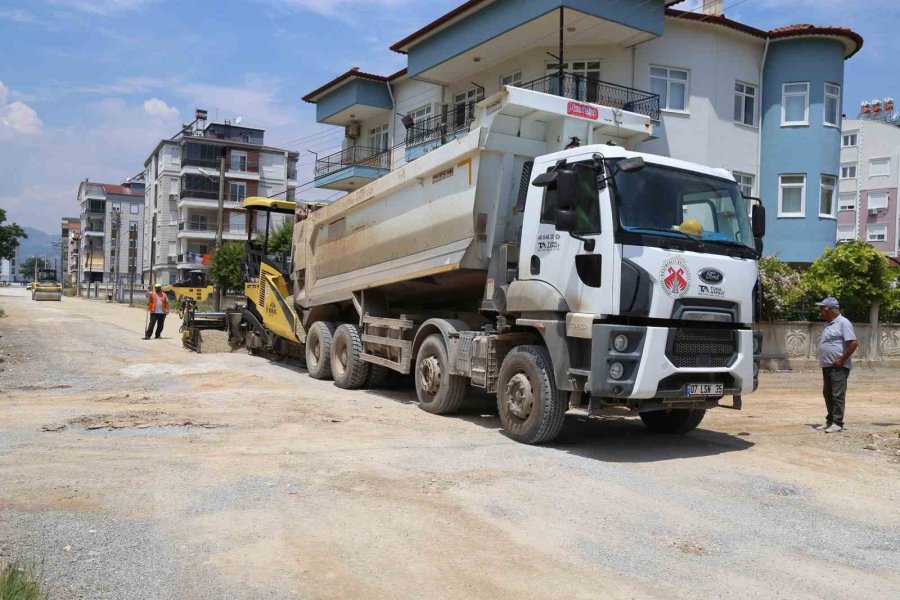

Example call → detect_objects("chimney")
700 0 724 15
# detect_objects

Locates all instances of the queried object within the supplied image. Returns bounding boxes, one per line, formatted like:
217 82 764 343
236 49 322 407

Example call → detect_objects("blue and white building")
302 0 862 263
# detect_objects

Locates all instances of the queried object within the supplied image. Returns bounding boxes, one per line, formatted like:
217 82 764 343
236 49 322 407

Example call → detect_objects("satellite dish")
234 116 243 125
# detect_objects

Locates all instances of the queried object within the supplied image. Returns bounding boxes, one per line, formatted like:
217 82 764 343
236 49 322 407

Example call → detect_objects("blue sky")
0 0 896 232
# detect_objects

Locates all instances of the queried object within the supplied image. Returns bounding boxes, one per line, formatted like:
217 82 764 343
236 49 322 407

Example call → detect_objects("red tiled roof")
101 184 142 197
390 0 688 54
666 9 863 58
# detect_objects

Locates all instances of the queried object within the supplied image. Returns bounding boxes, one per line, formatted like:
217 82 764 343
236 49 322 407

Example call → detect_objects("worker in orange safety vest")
144 283 169 340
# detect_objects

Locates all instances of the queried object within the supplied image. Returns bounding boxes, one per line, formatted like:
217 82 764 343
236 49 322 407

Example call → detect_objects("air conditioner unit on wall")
345 123 361 140
869 207 882 215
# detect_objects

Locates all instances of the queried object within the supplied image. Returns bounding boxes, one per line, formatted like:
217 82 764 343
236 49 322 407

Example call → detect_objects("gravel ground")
1 286 898 599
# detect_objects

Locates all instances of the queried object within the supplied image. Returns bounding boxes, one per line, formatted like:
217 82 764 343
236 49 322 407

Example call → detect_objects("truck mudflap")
587 324 759 400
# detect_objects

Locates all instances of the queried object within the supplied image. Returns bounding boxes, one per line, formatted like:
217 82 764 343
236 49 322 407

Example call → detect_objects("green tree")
757 256 804 321
207 242 246 290
802 241 894 321
19 256 48 279
0 208 27 261
266 219 293 255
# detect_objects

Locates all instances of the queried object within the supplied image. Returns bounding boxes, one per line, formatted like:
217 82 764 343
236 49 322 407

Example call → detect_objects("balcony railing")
180 188 219 200
517 73 660 120
177 252 206 265
314 146 391 179
177 221 247 236
182 157 220 169
406 103 477 147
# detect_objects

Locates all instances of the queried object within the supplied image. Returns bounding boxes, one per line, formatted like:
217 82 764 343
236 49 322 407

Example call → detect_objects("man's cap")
154 284 162 289
815 297 840 308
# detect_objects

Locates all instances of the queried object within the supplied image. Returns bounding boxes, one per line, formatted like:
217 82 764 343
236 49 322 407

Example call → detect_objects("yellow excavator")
180 197 313 356
32 268 62 301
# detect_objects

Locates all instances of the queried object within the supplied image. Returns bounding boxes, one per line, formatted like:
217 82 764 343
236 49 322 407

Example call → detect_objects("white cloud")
143 98 179 119
0 82 42 135
0 8 35 22
45 0 156 16
3 102 42 134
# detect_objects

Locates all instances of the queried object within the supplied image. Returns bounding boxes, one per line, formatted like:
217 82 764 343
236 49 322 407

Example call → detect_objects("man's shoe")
143 336 151 340
154 335 161 339
825 424 844 433
815 423 832 431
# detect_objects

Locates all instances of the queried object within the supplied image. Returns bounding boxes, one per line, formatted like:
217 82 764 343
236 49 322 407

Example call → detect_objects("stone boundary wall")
759 321 900 370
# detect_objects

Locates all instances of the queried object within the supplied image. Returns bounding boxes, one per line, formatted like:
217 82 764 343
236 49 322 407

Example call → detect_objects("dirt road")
1 286 898 599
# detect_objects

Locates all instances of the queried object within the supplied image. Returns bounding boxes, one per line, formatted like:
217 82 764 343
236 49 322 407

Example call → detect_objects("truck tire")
496 345 567 444
415 334 466 414
366 364 390 388
306 321 336 380
331 324 370 389
639 408 706 434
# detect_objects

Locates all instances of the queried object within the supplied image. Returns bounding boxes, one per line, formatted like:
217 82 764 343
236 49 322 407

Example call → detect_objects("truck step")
361 334 412 350
362 314 415 330
361 353 410 374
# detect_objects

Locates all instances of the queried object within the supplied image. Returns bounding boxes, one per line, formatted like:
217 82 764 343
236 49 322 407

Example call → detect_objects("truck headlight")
609 361 625 380
613 334 628 352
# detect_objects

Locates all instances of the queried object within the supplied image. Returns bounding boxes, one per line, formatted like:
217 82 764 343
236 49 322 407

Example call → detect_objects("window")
867 224 887 242
842 132 857 147
838 193 856 211
228 212 245 234
650 66 689 112
778 174 806 217
781 82 809 125
867 191 889 210
168 241 176 257
169 210 178 223
824 83 841 126
819 175 836 217
539 163 601 234
501 70 523 87
129 222 138 233
229 182 247 203
129 203 139 214
453 88 483 127
189 213 209 230
230 150 248 172
369 124 389 152
836 227 855 242
409 104 432 126
840 164 857 179
111 202 121 211
734 82 757 126
732 172 755 198
869 157 890 177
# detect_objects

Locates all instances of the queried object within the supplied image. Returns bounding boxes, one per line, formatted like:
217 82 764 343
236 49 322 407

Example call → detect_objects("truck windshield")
607 160 754 252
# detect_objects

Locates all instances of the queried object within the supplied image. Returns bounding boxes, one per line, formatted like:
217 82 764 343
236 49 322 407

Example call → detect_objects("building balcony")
177 221 247 240
83 229 105 237
313 146 391 191
178 195 244 210
517 73 660 121
404 103 476 162
177 252 208 270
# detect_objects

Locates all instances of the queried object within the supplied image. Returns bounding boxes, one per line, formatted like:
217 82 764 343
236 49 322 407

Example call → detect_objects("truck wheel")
306 321 336 380
331 324 369 389
415 334 466 414
496 345 567 444
639 408 706 434
366 364 390 388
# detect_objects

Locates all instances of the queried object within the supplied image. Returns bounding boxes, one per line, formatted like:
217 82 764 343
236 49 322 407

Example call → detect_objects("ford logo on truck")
699 268 724 284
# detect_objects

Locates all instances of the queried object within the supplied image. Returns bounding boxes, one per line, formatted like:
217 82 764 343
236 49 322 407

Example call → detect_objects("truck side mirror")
556 168 577 211
751 204 766 239
556 209 577 232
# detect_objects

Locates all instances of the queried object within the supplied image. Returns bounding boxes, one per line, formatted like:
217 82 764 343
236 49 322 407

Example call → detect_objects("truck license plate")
686 383 724 396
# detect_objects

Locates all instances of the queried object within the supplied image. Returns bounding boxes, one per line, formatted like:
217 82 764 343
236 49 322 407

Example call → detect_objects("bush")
802 241 894 322
207 242 246 290
757 256 805 321
0 561 45 600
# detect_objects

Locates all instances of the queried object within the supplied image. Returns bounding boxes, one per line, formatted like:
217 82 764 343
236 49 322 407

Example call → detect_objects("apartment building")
60 217 80 284
302 0 862 263
76 177 145 284
837 101 900 258
0 247 18 284
142 119 300 285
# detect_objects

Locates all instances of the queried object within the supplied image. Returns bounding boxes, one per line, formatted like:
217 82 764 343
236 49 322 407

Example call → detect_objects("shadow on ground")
364 381 755 463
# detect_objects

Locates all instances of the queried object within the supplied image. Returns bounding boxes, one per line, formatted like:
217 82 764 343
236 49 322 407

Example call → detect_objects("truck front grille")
667 328 736 368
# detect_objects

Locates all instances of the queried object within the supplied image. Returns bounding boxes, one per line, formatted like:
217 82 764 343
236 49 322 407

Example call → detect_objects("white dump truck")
291 86 765 444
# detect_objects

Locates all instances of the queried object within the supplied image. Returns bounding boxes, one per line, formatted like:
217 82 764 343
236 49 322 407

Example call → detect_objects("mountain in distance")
16 227 58 260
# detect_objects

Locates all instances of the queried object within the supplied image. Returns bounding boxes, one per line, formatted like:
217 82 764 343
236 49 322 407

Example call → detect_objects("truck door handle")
530 255 540 275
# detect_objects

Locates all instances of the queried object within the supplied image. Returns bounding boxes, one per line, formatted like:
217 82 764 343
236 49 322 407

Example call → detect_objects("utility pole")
111 208 121 302
214 151 226 310
73 233 81 296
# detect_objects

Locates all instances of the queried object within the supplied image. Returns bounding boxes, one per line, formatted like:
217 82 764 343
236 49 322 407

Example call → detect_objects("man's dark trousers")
147 313 166 339
822 366 849 427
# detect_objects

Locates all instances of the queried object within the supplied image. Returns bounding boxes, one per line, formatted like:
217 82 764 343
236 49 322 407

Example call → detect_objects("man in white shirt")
815 297 859 433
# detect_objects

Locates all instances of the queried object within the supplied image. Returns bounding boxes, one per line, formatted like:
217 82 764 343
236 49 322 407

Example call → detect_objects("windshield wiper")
629 226 706 247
